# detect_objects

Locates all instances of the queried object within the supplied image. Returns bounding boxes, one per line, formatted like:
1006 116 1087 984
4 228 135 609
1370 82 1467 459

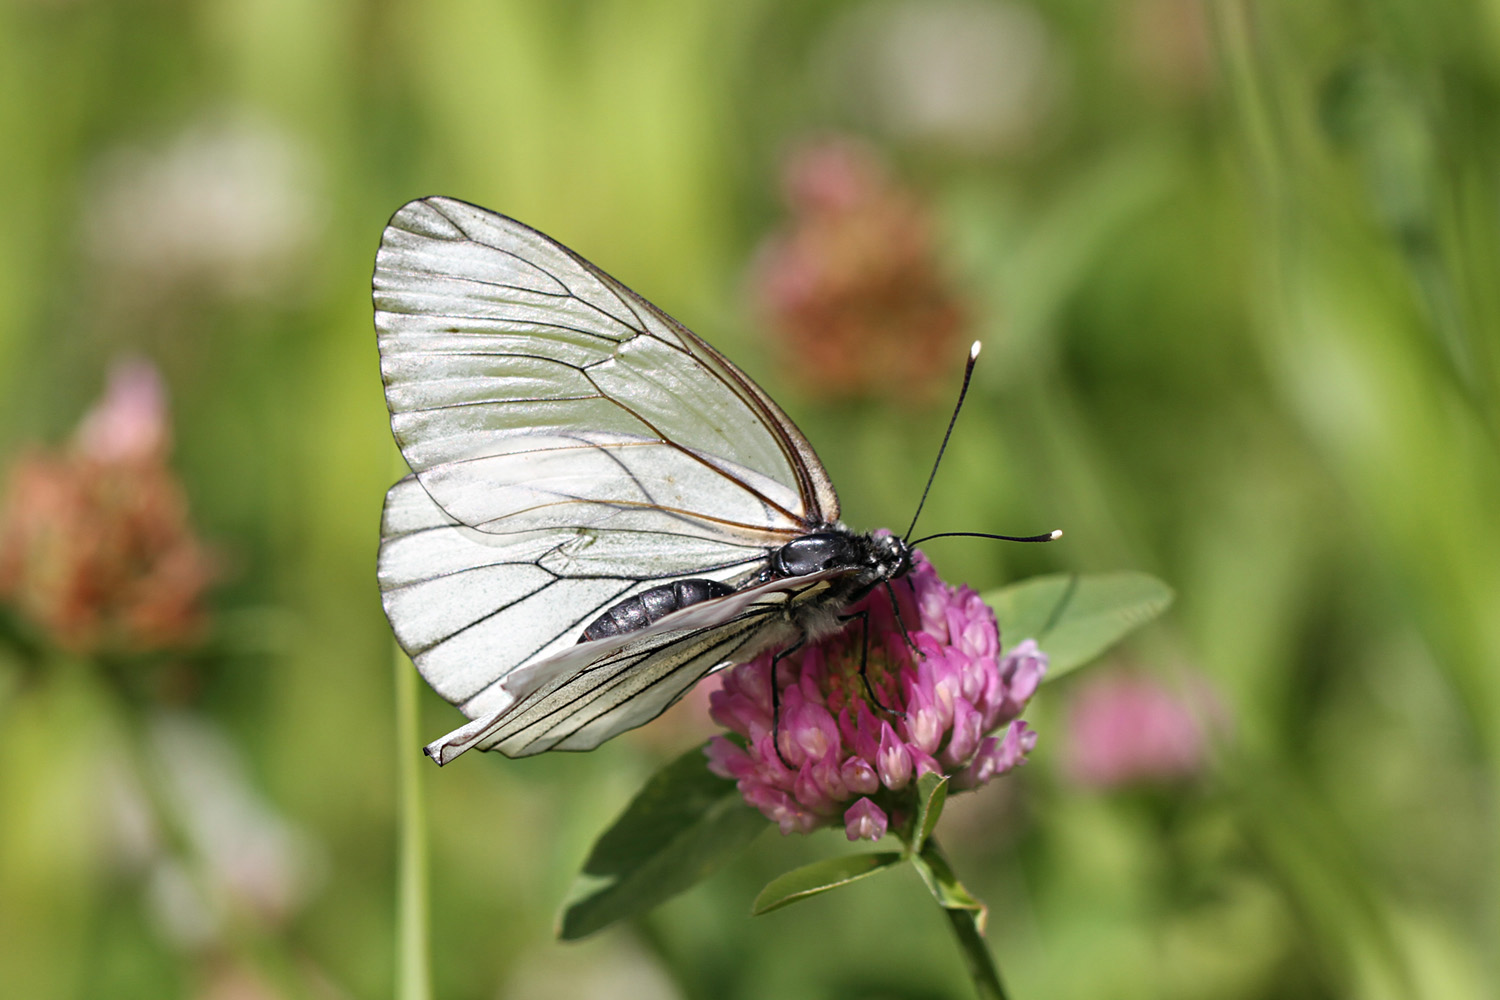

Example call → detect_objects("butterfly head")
866 531 912 583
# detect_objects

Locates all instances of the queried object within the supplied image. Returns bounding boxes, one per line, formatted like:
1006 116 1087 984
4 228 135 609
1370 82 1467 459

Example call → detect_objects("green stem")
915 837 1009 1000
394 643 433 1000
941 905 1008 1000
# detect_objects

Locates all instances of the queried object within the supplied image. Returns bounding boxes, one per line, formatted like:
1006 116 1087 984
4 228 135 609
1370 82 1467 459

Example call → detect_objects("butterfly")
374 197 1054 764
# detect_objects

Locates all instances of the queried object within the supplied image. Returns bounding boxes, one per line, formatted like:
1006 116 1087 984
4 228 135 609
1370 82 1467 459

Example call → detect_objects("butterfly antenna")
910 529 1064 545
905 341 982 542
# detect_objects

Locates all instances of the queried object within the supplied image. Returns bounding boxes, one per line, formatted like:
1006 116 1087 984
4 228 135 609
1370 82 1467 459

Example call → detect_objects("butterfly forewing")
375 197 838 538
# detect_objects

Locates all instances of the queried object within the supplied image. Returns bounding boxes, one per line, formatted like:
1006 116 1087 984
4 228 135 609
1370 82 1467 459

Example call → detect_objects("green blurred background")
2 0 1497 997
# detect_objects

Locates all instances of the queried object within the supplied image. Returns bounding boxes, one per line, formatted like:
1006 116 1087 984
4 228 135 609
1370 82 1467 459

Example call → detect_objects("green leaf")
558 743 766 940
908 773 949 855
912 841 986 921
982 571 1174 681
751 852 905 916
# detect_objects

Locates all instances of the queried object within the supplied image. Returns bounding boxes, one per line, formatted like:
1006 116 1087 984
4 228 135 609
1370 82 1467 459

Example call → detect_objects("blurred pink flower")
0 360 216 654
705 547 1043 841
74 359 172 463
750 137 967 402
1061 671 1215 788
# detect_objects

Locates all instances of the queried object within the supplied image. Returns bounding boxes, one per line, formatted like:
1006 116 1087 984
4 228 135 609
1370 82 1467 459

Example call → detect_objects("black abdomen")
580 579 734 642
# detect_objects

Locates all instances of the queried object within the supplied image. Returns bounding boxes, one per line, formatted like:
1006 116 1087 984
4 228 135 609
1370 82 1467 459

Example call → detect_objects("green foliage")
910 841 986 919
557 744 765 940
983 572 1175 681
909 773 949 855
750 852 905 916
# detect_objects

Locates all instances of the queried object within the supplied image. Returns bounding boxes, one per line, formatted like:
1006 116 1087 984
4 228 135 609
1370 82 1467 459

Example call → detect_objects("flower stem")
911 837 1010 1000
394 642 433 1000
940 903 1009 1000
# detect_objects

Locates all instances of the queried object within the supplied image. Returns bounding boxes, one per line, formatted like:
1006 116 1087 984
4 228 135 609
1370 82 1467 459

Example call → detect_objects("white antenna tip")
969 341 982 359
1049 529 1064 540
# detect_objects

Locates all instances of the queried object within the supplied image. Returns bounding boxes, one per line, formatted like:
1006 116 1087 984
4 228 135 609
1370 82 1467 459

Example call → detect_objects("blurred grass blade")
751 852 905 916
393 644 432 1000
908 773 949 855
982 572 1174 681
558 743 765 940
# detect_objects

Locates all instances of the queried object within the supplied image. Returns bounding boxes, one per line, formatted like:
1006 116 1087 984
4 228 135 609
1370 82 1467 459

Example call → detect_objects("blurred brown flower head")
0 360 216 654
1121 0 1215 102
750 137 967 401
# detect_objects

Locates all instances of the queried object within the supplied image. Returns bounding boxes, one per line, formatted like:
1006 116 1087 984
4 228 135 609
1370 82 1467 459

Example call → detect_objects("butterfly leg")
769 638 805 770
883 580 922 656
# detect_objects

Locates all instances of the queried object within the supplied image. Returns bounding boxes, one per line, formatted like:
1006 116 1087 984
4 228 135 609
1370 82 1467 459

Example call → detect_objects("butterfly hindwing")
379 475 771 720
423 572 841 761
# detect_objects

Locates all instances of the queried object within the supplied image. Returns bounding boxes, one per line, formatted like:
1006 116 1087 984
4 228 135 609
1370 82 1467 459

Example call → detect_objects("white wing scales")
424 572 840 762
379 476 768 719
375 197 838 539
374 197 843 760
429 621 766 762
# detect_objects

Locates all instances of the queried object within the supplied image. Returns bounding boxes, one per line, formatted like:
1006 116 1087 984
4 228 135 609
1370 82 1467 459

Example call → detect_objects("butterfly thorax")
754 528 912 647
770 528 909 583
737 527 910 594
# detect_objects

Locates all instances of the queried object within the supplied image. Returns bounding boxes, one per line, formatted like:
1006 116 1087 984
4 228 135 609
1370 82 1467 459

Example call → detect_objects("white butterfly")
375 197 1040 764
